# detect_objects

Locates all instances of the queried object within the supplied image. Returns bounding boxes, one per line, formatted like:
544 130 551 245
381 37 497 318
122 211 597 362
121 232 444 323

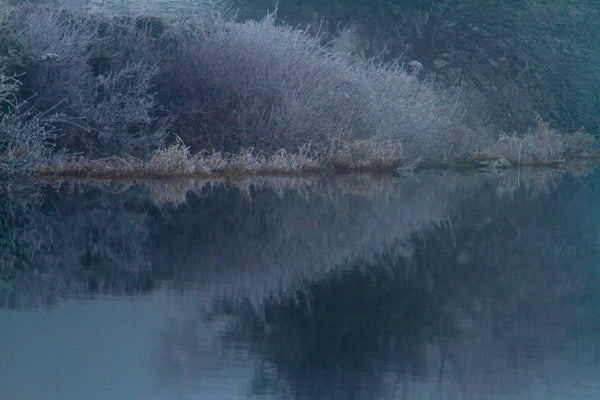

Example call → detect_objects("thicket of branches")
0 73 56 173
0 3 459 171
1 1 598 174
230 0 600 135
0 6 167 158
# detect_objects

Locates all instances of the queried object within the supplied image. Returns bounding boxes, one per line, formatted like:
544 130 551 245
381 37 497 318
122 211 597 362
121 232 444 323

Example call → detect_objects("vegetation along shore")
1 1 599 179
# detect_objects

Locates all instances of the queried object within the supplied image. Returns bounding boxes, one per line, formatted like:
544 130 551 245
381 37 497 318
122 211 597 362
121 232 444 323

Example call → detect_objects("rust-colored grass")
34 139 409 179
31 125 600 180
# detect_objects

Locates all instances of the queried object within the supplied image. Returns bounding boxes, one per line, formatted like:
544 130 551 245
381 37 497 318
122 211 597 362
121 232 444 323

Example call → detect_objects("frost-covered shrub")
84 0 222 20
0 73 55 174
0 6 166 156
80 62 166 154
160 15 459 157
1 4 461 161
230 0 600 136
0 6 96 110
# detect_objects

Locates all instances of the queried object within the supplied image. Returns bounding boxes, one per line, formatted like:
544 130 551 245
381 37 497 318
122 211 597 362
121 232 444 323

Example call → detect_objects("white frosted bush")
0 73 55 173
164 15 460 157
0 6 166 156
1 4 462 162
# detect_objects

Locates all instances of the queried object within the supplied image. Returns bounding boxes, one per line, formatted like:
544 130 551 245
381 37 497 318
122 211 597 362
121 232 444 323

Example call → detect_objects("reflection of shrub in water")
0 186 155 307
0 189 43 293
217 259 453 399
214 172 600 398
3 168 596 312
146 173 455 300
0 173 457 307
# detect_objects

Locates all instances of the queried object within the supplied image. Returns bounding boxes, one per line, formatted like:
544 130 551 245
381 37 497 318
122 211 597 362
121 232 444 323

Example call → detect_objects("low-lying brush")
230 0 600 136
36 138 410 178
488 121 599 165
0 3 598 178
0 4 460 168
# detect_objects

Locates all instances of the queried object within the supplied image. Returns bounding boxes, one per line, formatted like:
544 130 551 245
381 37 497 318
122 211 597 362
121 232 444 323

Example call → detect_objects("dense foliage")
230 0 600 134
0 3 458 170
0 1 598 174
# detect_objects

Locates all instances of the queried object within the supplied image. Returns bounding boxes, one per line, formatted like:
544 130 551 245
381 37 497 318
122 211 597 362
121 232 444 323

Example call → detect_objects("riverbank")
2 5 598 181
31 139 600 181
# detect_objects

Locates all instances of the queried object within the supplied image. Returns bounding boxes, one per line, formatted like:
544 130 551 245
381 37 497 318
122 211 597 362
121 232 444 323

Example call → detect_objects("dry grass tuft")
35 137 418 179
489 121 599 166
327 139 403 170
36 141 325 179
33 128 600 179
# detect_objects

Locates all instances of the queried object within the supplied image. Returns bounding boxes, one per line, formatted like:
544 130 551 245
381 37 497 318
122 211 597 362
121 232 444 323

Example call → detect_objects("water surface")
1 170 600 399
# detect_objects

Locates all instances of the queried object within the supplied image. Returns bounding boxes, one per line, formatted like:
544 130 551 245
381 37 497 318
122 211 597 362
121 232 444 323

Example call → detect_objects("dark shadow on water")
210 170 600 399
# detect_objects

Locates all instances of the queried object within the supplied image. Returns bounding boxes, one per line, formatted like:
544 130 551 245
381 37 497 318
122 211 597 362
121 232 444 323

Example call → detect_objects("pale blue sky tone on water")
1 287 600 400
0 291 257 400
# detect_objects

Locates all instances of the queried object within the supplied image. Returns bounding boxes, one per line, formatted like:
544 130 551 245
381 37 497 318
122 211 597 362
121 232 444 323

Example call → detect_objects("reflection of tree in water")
214 172 600 399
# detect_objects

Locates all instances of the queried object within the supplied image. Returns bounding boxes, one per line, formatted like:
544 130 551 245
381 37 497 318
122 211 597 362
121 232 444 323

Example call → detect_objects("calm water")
1 170 600 400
